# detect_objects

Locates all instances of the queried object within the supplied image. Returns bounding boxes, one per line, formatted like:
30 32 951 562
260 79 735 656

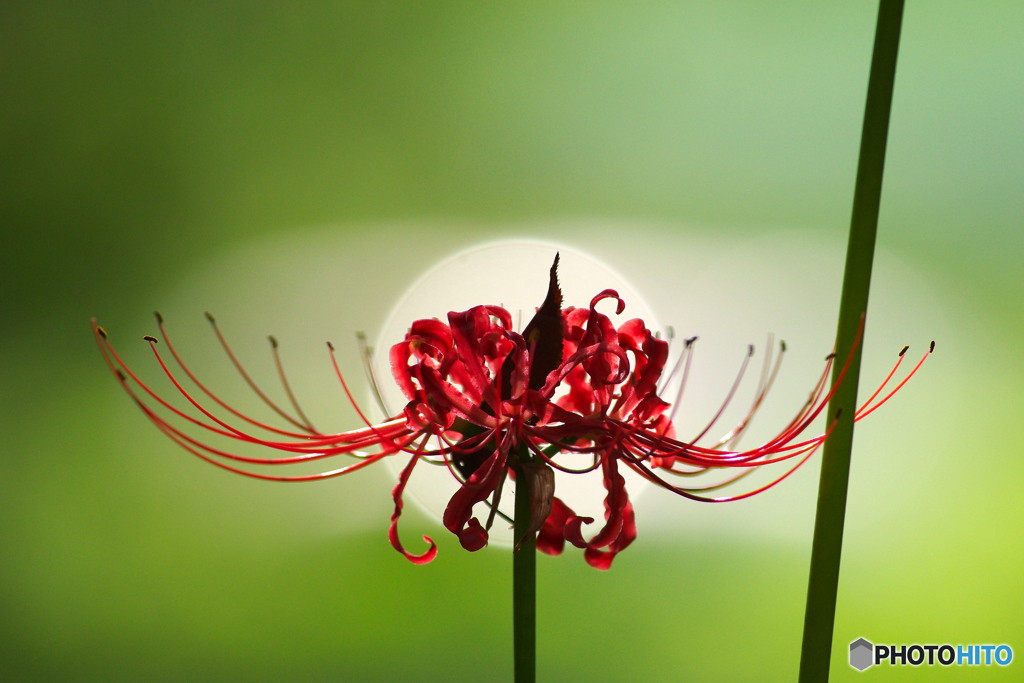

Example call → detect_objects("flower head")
94 254 931 569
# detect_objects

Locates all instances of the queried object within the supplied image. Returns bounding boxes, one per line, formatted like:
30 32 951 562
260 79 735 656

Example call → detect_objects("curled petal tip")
389 523 438 565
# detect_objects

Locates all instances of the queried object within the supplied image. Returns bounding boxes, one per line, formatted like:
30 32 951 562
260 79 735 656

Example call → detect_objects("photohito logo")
850 638 1013 671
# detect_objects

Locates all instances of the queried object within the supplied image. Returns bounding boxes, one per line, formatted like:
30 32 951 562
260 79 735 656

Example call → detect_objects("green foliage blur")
2 2 1021 680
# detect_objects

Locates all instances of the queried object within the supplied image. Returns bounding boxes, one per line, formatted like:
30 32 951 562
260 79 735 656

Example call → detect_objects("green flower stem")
513 464 537 683
799 1 905 681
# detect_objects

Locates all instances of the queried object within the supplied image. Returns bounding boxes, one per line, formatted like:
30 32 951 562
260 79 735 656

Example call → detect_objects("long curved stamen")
144 398 394 481
484 467 509 532
204 313 319 434
662 336 697 423
118 373 400 465
526 437 603 474
714 336 786 450
268 334 319 434
98 321 407 455
145 337 328 451
661 342 753 459
327 341 422 458
357 331 393 418
854 342 933 420
156 314 318 439
854 344 908 415
622 409 842 501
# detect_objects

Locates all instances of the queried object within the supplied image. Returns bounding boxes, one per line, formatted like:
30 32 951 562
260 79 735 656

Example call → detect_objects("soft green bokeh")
2 2 1021 680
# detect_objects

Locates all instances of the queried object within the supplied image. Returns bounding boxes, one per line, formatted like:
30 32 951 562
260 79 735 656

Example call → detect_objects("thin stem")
799 1 905 681
513 463 536 683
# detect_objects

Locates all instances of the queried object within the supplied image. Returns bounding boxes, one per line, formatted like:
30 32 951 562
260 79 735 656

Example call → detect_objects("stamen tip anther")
899 345 909 357
154 311 163 324
326 341 335 351
748 344 755 357
204 311 215 324
115 369 126 382
268 335 278 348
780 340 787 352
97 326 108 339
684 336 698 347
834 407 843 420
825 352 836 361
929 340 935 353
143 335 158 344
356 331 367 341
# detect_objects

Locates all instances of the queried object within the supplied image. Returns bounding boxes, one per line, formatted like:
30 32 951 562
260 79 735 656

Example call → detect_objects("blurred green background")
2 1 1021 680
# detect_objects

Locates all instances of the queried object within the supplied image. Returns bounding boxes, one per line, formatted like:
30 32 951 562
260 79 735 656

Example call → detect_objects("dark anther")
685 336 698 347
97 326 108 339
326 341 335 351
834 407 843 420
825 352 836 361
748 344 755 357
154 311 163 324
143 335 158 344
929 341 935 353
268 335 278 348
204 312 215 323
115 369 126 382
780 340 787 352
899 345 909 357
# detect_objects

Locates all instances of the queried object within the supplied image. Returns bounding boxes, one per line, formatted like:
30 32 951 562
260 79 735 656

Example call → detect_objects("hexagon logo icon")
850 638 874 671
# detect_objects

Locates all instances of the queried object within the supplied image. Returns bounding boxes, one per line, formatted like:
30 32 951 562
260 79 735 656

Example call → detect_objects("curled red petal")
388 526 438 565
564 514 596 549
442 448 507 551
583 500 636 570
389 448 439 564
589 289 625 315
389 341 419 401
418 365 496 427
537 497 575 556
458 518 489 552
448 306 506 408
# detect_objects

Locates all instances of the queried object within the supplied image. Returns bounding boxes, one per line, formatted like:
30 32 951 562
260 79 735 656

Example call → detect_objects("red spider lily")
92 255 931 570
